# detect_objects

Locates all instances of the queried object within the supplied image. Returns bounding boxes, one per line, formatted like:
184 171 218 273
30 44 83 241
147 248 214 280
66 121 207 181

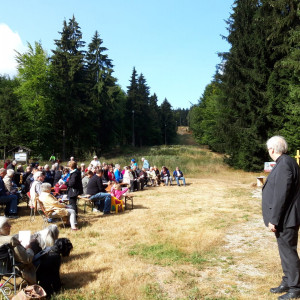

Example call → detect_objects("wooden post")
295 150 300 165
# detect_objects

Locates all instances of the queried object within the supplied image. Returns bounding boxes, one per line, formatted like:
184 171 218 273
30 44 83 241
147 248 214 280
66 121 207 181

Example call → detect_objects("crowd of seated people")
0 156 187 219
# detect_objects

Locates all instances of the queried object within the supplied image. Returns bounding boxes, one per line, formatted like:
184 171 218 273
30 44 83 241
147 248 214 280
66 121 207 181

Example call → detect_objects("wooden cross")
295 150 300 165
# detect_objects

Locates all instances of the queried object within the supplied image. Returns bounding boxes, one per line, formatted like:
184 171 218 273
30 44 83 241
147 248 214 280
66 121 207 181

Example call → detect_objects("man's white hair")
34 171 43 180
266 136 288 154
6 169 14 177
41 182 52 192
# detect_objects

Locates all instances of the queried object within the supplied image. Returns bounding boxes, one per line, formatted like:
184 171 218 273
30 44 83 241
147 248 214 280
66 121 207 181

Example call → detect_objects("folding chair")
36 199 66 229
0 243 21 299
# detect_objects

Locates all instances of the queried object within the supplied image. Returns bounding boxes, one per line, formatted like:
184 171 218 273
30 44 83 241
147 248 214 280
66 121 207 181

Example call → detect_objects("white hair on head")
6 169 14 177
34 171 43 180
0 216 8 231
266 136 288 154
41 182 52 192
115 164 120 169
44 164 49 169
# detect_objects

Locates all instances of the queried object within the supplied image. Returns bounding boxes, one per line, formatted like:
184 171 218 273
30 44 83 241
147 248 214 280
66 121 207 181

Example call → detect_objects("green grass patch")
129 243 208 268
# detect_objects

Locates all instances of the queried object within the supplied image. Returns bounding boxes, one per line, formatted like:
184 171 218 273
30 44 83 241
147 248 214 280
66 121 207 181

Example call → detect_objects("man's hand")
268 222 277 232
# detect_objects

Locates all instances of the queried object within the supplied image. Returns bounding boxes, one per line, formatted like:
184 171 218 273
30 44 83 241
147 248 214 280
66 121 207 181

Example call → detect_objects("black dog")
33 238 73 297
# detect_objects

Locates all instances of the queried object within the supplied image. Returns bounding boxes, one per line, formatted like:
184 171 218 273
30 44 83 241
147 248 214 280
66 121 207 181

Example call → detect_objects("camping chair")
0 243 22 299
36 199 66 229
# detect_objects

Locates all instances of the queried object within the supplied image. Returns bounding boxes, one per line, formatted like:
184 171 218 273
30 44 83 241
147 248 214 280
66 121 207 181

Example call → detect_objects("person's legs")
66 208 77 229
276 226 300 291
103 194 111 213
68 197 78 215
91 193 111 213
180 177 186 186
176 177 180 186
0 194 18 215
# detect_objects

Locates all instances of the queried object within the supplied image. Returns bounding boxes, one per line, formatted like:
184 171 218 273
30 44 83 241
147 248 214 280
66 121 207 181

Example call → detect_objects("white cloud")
0 23 26 77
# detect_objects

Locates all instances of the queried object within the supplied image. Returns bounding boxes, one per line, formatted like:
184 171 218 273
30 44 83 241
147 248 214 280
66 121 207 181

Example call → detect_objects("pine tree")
50 15 86 159
216 0 271 170
160 99 176 145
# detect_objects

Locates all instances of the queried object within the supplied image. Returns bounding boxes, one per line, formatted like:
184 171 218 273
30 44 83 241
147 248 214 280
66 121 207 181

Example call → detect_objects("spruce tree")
50 15 86 159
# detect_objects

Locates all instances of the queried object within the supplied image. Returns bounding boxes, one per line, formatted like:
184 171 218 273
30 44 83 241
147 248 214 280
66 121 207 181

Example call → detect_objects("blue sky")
0 0 233 109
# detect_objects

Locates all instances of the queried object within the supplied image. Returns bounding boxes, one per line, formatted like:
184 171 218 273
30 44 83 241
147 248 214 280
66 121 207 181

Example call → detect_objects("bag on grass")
12 284 46 300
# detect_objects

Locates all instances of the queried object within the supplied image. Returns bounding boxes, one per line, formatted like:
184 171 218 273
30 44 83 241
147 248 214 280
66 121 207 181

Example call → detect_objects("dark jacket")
173 170 183 178
53 171 62 186
67 169 83 198
86 175 106 195
262 154 300 228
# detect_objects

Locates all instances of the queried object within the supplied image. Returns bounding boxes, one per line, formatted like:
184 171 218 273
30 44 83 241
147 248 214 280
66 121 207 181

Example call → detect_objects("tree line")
189 0 300 171
0 16 189 160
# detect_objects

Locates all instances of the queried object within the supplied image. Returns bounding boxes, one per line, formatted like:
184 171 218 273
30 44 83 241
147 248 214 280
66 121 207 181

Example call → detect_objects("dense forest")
189 0 300 171
0 16 189 160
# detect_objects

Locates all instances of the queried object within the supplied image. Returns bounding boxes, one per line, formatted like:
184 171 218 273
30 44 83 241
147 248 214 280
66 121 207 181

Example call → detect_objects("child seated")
110 183 128 202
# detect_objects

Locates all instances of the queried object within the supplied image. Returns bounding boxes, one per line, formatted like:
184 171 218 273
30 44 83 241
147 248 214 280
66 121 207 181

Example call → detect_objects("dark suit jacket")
262 154 300 228
67 169 83 197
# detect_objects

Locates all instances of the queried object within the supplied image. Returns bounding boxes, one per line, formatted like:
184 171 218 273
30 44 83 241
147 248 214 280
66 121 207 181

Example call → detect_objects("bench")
78 195 94 213
124 195 134 210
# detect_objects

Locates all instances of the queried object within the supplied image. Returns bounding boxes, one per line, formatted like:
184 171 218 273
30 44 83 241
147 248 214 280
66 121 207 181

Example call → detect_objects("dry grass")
10 145 281 300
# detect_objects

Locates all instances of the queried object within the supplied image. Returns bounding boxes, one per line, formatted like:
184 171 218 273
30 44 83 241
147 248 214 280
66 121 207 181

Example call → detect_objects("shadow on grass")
64 251 94 262
62 267 110 289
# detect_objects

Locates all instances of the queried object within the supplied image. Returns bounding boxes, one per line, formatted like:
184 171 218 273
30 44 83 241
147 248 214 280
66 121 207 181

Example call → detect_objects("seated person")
111 183 128 201
138 168 147 190
3 169 18 194
0 216 36 284
86 169 111 214
114 164 123 183
44 164 54 186
102 164 110 183
14 165 24 187
39 183 78 230
82 171 94 195
29 171 45 208
54 168 69 193
123 166 134 192
53 165 64 186
161 166 172 186
148 167 159 186
108 166 116 182
0 168 19 219
173 167 186 186
153 166 161 185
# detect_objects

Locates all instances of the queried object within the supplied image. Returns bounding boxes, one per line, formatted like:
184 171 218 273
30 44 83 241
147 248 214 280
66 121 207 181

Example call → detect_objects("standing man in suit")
262 136 300 300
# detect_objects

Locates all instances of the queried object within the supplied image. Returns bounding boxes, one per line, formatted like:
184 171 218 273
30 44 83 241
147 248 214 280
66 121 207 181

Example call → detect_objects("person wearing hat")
90 156 101 168
131 159 138 169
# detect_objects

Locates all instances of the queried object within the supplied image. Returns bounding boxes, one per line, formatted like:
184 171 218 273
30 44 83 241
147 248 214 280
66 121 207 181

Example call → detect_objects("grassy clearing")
8 140 280 299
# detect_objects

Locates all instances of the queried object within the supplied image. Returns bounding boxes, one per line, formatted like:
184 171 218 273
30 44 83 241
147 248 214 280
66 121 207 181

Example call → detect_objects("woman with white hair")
29 171 45 208
39 183 78 230
0 216 36 284
3 169 16 193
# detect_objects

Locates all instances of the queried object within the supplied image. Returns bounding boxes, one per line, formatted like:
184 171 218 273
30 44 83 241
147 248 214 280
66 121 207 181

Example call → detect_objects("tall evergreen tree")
50 15 87 159
160 98 176 145
216 0 271 170
0 76 21 158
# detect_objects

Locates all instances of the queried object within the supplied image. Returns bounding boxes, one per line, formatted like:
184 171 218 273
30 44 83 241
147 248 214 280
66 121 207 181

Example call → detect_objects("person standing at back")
262 136 300 300
67 161 83 215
